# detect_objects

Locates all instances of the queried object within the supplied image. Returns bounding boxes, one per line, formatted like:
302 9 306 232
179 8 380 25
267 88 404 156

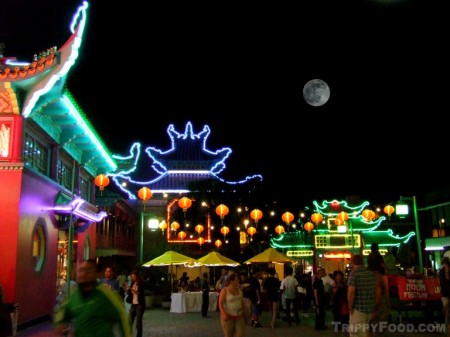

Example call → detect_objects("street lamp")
396 196 423 273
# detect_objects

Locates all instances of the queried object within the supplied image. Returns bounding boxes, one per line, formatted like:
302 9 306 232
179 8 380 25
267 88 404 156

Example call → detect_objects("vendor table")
170 291 218 313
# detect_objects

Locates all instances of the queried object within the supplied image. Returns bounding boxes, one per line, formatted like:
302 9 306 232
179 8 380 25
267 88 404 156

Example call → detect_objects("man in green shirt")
54 259 131 337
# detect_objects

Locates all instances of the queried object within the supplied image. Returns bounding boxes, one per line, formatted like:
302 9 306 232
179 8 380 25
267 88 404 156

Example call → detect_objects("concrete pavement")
17 306 445 337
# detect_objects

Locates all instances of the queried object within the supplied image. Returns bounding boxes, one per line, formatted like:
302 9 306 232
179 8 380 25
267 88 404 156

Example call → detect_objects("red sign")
393 276 441 301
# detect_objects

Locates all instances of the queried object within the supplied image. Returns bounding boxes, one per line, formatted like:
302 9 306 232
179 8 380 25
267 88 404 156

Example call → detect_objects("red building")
0 3 138 328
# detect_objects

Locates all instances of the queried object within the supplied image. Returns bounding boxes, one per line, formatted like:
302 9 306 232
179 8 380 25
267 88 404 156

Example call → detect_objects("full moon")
303 79 330 107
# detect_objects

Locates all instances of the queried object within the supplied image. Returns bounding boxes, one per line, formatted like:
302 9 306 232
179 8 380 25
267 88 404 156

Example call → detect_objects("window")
23 133 49 175
79 175 90 200
32 224 46 272
57 160 73 190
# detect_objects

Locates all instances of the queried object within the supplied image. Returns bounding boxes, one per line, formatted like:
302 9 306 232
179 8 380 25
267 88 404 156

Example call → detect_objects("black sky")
1 0 449 210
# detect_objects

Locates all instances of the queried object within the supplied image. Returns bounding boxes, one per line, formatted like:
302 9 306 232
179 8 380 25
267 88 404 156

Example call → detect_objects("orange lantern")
334 218 343 226
311 213 323 224
250 209 263 223
275 225 285 235
304 221 314 232
138 187 152 201
362 209 376 221
94 174 110 191
384 205 395 217
215 204 229 219
195 224 204 234
215 239 223 248
220 226 230 236
177 231 187 240
281 212 294 224
178 197 192 212
247 226 256 236
197 237 205 246
337 211 349 222
171 221 180 231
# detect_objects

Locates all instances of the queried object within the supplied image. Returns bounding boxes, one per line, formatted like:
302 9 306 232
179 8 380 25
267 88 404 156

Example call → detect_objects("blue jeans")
129 304 145 337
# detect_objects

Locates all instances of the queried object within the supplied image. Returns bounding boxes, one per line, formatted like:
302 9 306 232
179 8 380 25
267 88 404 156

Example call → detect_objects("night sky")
1 0 449 210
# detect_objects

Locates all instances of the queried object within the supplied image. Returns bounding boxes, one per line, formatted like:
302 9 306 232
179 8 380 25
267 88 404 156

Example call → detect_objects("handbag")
125 294 133 304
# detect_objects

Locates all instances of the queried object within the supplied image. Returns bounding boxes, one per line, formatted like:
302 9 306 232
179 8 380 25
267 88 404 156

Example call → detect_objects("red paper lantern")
281 212 294 224
220 226 230 236
311 213 323 224
215 204 229 219
177 231 187 240
250 209 263 223
138 187 152 201
247 227 256 236
337 211 349 222
362 209 375 221
159 221 168 230
215 239 223 248
304 222 314 232
178 197 192 211
195 224 204 234
275 225 285 235
334 218 343 226
197 237 205 246
384 205 395 217
94 174 110 191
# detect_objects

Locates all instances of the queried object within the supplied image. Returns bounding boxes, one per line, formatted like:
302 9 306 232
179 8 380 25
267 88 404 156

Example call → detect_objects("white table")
170 292 218 313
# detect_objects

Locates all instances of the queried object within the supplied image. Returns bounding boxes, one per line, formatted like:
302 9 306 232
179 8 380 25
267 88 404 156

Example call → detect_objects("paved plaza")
17 305 446 337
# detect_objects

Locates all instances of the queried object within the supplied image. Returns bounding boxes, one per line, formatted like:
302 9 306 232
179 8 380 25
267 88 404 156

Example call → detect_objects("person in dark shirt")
263 268 280 329
201 272 210 317
313 268 327 330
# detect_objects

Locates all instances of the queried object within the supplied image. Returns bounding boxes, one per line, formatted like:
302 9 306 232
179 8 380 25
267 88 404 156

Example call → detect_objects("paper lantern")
384 205 395 217
311 213 323 224
215 239 223 248
195 224 204 234
171 221 180 231
159 221 168 230
178 197 192 212
304 222 314 232
177 231 187 240
215 204 229 219
362 209 376 221
137 187 152 201
281 212 294 224
220 226 230 236
275 225 285 235
197 237 205 246
94 174 110 191
247 226 256 236
250 209 263 223
334 218 343 226
337 211 349 222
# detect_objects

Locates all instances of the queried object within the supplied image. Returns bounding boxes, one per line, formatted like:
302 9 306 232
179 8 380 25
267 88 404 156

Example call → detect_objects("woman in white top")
219 272 247 337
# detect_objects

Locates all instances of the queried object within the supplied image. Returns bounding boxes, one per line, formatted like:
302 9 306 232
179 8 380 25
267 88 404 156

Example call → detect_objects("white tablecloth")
170 292 218 313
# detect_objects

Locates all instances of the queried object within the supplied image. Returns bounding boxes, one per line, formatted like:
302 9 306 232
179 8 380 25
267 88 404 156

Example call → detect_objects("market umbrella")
142 250 198 267
243 247 292 264
197 251 240 285
197 251 240 267
142 250 199 293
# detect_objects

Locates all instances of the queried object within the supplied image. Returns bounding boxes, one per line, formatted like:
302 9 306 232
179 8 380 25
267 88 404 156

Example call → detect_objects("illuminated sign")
362 249 388 256
0 122 11 160
323 252 352 259
286 250 314 257
315 234 361 249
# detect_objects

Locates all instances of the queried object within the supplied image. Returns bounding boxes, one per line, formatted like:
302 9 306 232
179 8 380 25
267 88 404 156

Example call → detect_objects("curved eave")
19 1 89 118
31 90 116 175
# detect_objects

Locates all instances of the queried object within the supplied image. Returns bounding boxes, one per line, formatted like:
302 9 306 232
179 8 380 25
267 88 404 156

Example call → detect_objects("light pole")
396 196 423 273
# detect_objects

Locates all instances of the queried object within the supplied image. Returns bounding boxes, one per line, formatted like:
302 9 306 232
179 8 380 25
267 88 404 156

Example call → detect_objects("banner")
393 276 441 301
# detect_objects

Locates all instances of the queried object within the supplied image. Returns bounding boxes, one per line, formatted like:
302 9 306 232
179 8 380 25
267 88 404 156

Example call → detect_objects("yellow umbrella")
142 250 198 267
142 250 199 294
244 247 292 264
197 251 240 267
